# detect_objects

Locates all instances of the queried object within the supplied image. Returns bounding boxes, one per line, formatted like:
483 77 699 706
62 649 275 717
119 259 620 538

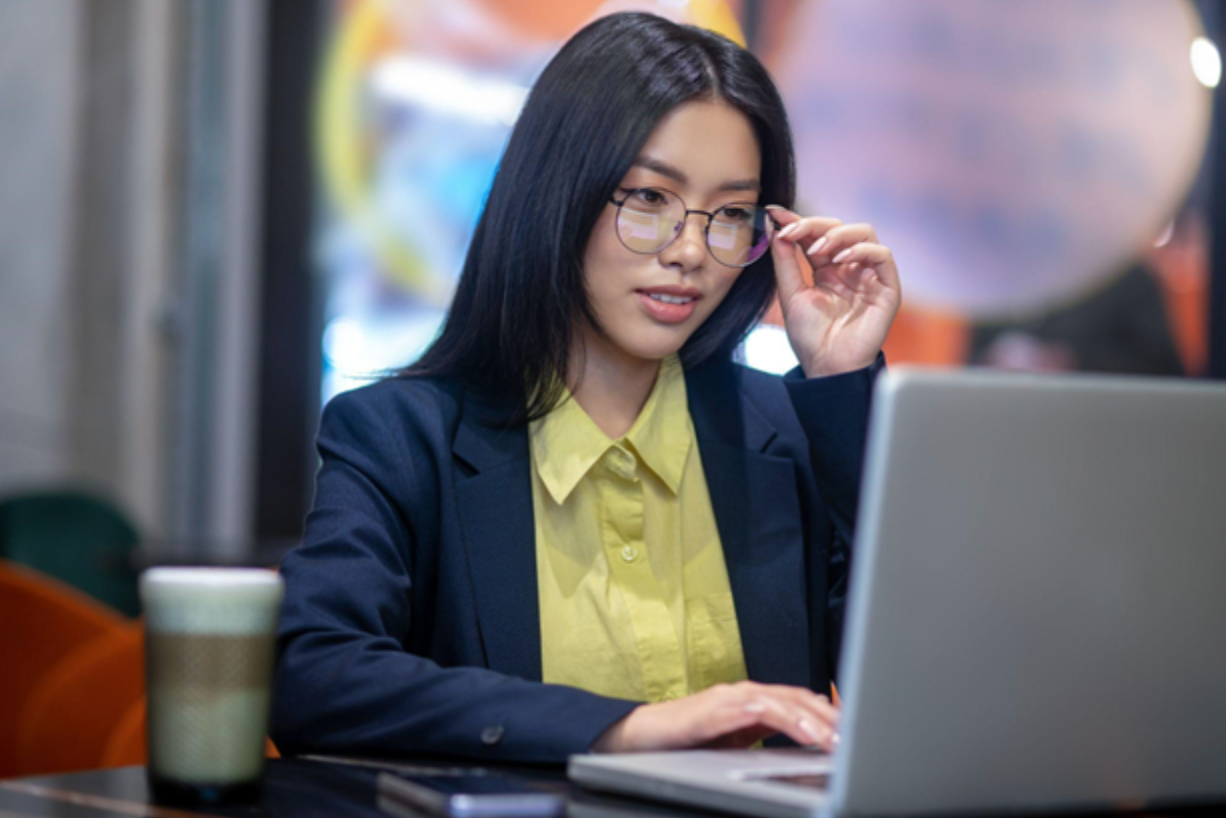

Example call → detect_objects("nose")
657 213 707 271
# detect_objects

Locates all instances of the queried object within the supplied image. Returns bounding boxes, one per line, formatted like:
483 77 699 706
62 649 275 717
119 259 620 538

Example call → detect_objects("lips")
636 286 701 324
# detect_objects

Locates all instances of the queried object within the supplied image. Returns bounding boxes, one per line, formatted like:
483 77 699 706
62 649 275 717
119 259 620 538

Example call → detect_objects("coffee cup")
140 567 284 805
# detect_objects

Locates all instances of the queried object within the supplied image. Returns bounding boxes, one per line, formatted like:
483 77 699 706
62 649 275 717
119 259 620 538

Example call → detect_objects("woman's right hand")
591 682 840 753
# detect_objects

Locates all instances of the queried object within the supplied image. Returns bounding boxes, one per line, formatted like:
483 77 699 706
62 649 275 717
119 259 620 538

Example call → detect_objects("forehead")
632 101 761 193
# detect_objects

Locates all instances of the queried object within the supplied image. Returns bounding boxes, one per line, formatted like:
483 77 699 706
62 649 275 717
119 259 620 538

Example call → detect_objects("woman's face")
580 100 763 366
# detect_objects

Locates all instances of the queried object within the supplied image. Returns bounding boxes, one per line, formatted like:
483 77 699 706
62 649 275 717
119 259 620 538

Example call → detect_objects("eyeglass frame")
607 186 780 269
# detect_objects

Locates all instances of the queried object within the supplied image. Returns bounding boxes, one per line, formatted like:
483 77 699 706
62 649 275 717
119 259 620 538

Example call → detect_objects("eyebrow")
631 156 761 193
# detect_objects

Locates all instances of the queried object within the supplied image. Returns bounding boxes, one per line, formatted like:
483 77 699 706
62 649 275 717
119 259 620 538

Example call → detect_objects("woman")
272 12 901 763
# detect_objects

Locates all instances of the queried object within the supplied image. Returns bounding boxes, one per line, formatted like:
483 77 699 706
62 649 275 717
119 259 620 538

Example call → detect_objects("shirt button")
481 725 505 746
620 545 639 563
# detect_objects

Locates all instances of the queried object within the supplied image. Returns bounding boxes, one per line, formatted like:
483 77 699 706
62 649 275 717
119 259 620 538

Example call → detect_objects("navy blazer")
271 354 880 764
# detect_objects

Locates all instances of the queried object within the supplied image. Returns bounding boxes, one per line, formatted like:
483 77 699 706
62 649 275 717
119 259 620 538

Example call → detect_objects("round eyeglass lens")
616 188 685 254
708 204 773 267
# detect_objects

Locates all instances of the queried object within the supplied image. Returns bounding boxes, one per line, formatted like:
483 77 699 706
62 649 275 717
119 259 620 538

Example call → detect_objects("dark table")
2 757 1225 818
0 756 708 818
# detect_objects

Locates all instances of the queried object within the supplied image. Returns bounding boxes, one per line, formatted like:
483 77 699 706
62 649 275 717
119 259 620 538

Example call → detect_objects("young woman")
271 12 901 763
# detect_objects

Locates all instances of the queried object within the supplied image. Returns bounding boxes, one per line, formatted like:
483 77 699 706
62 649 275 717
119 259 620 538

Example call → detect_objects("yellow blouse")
529 355 748 703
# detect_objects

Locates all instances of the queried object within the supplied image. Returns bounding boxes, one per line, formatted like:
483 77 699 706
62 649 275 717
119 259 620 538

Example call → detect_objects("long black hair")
404 12 796 423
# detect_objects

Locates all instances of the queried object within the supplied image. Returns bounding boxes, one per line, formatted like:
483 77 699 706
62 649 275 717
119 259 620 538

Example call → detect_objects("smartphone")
377 771 567 818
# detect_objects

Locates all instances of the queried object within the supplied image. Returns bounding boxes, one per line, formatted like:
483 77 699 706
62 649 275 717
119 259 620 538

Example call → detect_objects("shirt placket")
598 443 688 703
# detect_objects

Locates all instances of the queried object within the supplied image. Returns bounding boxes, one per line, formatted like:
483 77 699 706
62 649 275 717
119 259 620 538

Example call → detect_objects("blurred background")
1 0 1224 580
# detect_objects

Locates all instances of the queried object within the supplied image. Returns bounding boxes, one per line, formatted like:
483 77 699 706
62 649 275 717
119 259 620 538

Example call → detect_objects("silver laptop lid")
834 368 1226 817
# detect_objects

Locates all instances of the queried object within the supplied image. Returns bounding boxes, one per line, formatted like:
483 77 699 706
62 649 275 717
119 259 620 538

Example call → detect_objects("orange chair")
101 699 281 767
14 624 145 775
0 560 128 778
100 698 148 768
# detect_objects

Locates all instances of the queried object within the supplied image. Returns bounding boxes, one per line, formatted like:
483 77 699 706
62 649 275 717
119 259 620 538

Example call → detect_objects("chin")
609 323 695 363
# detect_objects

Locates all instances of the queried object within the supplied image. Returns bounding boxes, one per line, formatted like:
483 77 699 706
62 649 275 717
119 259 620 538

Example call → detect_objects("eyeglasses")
608 187 778 268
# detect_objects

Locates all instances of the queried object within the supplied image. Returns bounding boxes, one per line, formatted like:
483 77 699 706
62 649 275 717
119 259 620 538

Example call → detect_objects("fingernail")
807 237 828 256
831 732 841 747
798 718 822 745
764 204 785 211
779 224 797 238
744 701 767 714
832 249 852 263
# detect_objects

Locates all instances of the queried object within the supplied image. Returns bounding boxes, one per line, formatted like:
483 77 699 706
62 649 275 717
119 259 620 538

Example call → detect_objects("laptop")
569 367 1226 818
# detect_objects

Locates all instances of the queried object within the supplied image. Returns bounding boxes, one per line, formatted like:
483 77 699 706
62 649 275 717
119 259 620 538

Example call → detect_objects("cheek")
585 212 625 265
582 213 636 300
700 268 746 314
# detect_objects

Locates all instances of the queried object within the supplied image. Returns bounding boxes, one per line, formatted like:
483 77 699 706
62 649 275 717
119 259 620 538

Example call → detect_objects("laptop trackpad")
752 773 831 791
730 755 835 791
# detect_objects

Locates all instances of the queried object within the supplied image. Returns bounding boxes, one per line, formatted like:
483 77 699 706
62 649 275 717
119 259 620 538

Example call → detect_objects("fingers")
609 683 843 752
767 214 895 296
777 216 845 253
764 211 882 265
746 693 838 750
787 220 899 302
758 685 841 749
777 686 841 745
828 242 901 293
764 205 840 236
701 683 841 751
802 223 879 265
828 243 891 267
763 204 802 229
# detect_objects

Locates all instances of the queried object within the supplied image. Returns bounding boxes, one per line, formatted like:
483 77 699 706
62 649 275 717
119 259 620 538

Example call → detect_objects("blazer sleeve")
270 388 639 764
781 353 884 672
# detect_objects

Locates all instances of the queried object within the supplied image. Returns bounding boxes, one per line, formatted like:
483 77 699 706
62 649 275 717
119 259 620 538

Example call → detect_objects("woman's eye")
719 206 753 223
632 189 666 206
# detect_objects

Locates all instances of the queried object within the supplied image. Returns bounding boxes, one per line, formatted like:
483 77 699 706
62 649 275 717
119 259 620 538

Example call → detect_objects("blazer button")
481 725 505 746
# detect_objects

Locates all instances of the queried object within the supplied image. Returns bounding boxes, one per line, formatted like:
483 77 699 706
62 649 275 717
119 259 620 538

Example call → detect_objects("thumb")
765 205 805 304
770 228 806 306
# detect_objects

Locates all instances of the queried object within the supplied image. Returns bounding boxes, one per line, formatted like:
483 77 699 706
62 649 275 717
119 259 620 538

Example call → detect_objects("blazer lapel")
452 391 542 682
685 360 812 690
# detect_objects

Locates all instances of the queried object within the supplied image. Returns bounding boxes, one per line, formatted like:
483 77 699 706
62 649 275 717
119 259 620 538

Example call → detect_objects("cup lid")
141 567 281 587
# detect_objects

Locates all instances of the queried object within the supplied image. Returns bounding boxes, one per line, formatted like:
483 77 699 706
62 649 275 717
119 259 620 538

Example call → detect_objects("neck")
568 329 663 440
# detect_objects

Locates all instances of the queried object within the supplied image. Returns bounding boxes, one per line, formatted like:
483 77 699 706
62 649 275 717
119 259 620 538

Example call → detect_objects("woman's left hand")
766 206 902 378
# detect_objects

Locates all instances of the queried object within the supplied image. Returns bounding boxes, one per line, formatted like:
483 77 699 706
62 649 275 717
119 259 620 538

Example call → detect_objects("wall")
0 0 83 492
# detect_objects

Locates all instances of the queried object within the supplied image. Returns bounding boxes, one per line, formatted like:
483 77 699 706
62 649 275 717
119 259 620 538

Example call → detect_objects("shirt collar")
624 355 691 495
529 355 692 504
